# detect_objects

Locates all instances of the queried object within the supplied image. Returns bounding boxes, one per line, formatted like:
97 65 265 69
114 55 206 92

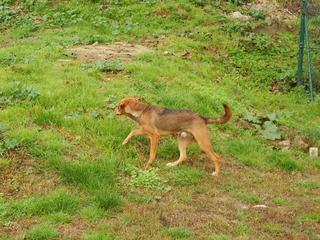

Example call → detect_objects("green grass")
0 0 319 239
45 212 73 224
164 227 193 239
0 189 79 221
236 193 260 204
272 197 289 206
297 213 320 223
25 224 59 240
168 166 205 186
82 232 115 240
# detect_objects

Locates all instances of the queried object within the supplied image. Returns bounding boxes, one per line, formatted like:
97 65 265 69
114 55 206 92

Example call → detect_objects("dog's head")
114 97 146 117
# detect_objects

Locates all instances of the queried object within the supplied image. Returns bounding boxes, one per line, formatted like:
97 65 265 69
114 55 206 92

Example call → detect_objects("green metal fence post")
297 2 305 86
303 0 314 100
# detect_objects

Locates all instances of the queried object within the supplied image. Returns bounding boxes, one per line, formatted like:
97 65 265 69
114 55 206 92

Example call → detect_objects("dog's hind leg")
191 126 221 176
167 132 193 167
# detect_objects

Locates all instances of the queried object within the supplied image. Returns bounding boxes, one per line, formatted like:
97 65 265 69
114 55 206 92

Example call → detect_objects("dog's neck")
124 104 149 123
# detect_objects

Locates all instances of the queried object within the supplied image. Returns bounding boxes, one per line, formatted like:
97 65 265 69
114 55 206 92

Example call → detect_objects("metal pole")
303 0 314 100
297 2 305 86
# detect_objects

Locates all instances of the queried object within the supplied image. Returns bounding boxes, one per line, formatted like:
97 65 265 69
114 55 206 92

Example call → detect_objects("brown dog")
115 97 232 176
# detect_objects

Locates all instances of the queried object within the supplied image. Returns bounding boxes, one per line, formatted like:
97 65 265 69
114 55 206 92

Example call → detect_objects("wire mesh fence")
297 0 320 100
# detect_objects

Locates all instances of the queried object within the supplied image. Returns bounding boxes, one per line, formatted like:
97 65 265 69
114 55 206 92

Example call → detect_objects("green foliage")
25 223 59 240
239 33 275 54
0 82 40 108
250 8 267 20
125 164 171 192
243 113 281 140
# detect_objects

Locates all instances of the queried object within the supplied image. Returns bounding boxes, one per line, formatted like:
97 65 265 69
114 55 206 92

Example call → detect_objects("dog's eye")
119 103 125 108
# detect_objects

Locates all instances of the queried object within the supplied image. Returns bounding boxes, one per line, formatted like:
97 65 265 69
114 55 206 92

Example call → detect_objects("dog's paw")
122 139 129 145
212 171 219 177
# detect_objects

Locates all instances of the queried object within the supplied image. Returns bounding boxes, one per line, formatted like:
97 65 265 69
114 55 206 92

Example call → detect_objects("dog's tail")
203 104 232 125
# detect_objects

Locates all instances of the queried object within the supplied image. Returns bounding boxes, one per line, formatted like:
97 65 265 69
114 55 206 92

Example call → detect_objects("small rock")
253 204 267 208
309 147 319 158
279 140 290 147
229 11 252 21
154 196 162 201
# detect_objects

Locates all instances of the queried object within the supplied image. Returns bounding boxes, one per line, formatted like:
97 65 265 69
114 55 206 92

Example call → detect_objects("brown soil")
0 149 60 200
247 0 297 21
66 42 151 63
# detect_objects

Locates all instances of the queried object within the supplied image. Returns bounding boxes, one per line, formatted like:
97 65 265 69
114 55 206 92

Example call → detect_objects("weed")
125 164 171 192
250 8 267 20
25 223 59 240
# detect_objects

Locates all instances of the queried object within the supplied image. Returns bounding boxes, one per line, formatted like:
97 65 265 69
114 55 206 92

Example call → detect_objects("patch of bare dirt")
57 218 95 239
0 149 60 199
66 42 151 62
247 0 297 21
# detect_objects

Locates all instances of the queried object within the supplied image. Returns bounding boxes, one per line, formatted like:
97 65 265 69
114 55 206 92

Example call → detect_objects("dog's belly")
154 112 198 133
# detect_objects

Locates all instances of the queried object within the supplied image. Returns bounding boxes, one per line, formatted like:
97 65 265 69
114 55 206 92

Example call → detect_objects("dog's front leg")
122 129 146 145
145 135 159 169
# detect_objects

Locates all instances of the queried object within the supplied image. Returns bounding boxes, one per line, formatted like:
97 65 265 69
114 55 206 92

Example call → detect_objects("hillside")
0 1 319 239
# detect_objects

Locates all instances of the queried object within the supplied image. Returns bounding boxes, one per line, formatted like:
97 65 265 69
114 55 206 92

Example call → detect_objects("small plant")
250 8 267 20
0 83 40 109
243 112 281 140
25 223 59 240
125 164 171 192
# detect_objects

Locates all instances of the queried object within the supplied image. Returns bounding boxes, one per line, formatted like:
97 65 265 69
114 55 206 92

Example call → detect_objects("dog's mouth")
114 107 122 115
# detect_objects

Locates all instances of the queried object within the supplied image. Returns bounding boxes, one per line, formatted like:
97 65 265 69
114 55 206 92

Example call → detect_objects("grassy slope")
0 1 319 239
